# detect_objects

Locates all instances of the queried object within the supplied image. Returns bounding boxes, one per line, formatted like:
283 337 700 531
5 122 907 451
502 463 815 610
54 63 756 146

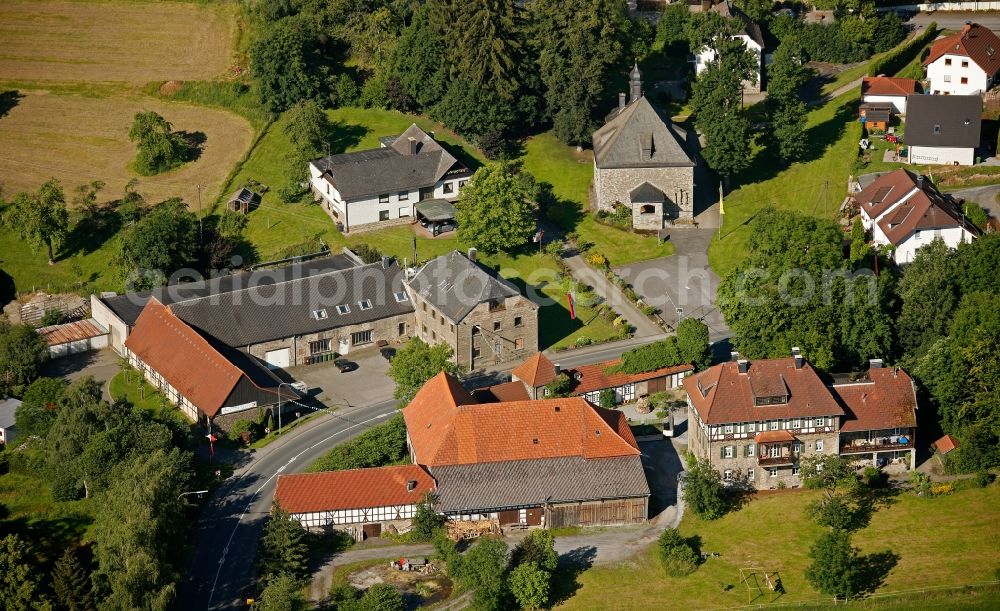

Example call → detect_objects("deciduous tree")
255 573 307 611
683 454 727 520
358 583 405 611
676 318 711 370
388 338 461 404
15 376 66 439
250 18 322 112
116 198 198 289
457 537 510 611
456 162 538 254
0 535 50 611
128 111 192 176
805 529 860 599
656 528 699 576
509 561 550 609
5 179 70 264
0 320 49 397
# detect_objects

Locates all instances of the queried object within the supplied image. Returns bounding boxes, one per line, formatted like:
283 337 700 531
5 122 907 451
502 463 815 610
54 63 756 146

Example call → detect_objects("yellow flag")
719 183 725 215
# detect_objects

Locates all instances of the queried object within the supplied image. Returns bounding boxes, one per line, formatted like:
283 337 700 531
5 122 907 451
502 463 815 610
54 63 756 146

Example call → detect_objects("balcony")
758 452 797 467
840 435 914 454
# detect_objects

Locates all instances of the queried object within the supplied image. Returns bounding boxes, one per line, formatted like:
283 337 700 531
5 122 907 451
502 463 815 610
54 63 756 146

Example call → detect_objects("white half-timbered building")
274 465 435 540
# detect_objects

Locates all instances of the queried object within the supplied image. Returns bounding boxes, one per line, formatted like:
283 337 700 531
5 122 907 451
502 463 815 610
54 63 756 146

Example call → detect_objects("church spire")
629 63 642 104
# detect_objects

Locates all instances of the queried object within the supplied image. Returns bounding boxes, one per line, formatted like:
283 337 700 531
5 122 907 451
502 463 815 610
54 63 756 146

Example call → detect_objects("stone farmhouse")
476 351 692 405
852 169 980 264
406 250 539 370
924 22 1000 96
275 372 651 533
592 65 695 230
685 351 917 490
308 124 471 233
693 0 765 94
92 249 540 429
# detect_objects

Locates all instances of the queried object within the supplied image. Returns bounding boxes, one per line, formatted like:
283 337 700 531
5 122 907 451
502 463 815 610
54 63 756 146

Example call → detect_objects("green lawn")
707 90 861 277
0 469 96 560
558 485 1000 609
519 132 676 266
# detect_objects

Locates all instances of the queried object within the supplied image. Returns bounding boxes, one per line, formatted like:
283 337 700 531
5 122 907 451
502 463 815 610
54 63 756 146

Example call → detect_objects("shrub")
544 241 563 257
806 529 860 599
909 471 931 496
657 528 699 576
930 483 954 496
598 388 616 409
586 252 608 268
230 418 256 444
509 561 550 610
867 22 938 77
615 337 683 374
411 496 443 541
308 414 408 471
683 454 727 520
964 203 989 231
351 243 383 264
545 373 573 398
574 336 593 347
40 309 66 326
974 471 995 488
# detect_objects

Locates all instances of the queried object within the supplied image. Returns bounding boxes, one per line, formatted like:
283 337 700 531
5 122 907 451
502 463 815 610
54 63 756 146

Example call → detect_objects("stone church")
592 65 696 230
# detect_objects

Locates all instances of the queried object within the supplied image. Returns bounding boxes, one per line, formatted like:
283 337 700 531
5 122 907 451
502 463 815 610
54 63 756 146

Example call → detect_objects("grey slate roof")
905 94 982 148
711 1 765 48
592 97 695 169
101 255 357 326
629 182 666 203
310 124 468 201
0 398 20 431
406 251 528 324
169 260 415 347
431 455 650 513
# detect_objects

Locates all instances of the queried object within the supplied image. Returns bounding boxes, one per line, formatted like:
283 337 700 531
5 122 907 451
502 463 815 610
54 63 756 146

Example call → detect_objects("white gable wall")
863 93 907 114
909 145 975 166
926 54 990 95
892 226 977 263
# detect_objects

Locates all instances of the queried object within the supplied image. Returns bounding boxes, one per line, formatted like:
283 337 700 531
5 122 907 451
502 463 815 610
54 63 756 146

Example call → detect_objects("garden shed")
227 187 261 214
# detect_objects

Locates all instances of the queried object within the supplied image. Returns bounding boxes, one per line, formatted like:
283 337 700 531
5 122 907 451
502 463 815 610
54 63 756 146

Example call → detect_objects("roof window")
933 124 941 135
335 304 351 315
394 291 408 302
358 299 373 310
312 309 328 320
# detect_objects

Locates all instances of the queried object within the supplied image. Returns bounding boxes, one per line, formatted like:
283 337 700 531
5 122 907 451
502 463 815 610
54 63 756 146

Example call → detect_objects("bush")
509 562 550 610
411 496 443 541
683 454 727 520
598 388 616 409
657 528 699 576
230 418 256 444
308 414 408 472
545 373 573 398
358 583 404 611
974 471 995 488
586 252 608 268
615 337 684 374
964 203 990 231
867 22 938 77
931 483 954 496
351 243 383 264
909 471 931 496
574 336 593 347
40 309 66 326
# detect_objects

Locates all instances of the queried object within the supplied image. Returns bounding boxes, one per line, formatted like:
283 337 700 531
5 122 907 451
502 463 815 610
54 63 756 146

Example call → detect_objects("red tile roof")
472 380 531 403
934 434 960 454
755 430 795 443
123 299 277 418
274 465 435 514
832 368 917 433
403 372 639 466
876 190 980 246
568 359 693 395
684 357 845 425
924 23 1000 77
512 352 557 387
861 76 919 97
38 318 107 346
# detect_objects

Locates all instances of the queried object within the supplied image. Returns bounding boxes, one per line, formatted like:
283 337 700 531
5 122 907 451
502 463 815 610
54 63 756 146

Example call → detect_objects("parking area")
41 348 119 401
285 346 397 409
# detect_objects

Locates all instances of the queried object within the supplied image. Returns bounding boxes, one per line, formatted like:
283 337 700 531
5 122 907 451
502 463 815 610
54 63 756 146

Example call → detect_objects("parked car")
433 221 456 235
380 346 396 361
419 217 433 228
334 358 358 373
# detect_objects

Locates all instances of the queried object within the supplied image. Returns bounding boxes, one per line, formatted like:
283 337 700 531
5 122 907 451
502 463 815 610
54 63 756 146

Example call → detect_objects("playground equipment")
739 567 784 604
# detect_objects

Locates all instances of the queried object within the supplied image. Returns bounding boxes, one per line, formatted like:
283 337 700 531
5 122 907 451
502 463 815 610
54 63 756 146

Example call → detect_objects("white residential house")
905 94 982 166
308 124 471 233
693 1 765 94
861 76 919 114
924 23 1000 96
851 169 980 264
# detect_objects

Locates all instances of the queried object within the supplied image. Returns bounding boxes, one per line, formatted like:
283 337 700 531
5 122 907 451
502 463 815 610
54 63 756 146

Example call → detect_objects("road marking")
206 410 395 609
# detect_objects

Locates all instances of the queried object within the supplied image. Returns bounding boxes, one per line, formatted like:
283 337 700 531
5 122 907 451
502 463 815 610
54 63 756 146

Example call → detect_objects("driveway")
285 346 396 409
40 348 118 401
948 184 1000 220
614 228 730 343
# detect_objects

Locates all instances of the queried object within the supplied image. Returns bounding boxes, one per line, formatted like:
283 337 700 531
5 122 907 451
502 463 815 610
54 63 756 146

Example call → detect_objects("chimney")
406 480 417 492
792 346 803 369
730 351 740 362
870 358 884 369
467 247 477 262
553 363 561 375
407 137 418 155
917 175 924 190
381 256 390 269
619 92 626 110
737 359 749 374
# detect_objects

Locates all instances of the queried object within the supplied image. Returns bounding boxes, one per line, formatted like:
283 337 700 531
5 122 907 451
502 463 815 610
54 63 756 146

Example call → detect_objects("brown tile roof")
683 357 845 425
568 359 693 395
755 430 795 443
833 368 917 433
861 76 919 97
933 434 960 454
403 372 639 466
853 168 921 220
924 23 1000 77
472 381 531 403
123 299 278 418
38 318 107 346
878 191 980 246
512 352 557 387
274 465 435 514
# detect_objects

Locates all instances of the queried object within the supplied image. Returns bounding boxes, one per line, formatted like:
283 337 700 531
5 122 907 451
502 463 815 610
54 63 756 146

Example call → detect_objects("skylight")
335 304 351 315
312 309 328 320
358 299 373 310
394 291 409 302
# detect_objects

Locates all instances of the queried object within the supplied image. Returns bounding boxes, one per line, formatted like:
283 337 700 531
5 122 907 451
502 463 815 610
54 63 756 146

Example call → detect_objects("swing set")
739 566 785 604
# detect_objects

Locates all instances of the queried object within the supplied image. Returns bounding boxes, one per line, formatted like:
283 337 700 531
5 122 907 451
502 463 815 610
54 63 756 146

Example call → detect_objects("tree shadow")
58 204 123 261
307 529 353 572
501 273 584 350
549 546 597 606
0 266 15 306
0 90 24 120
855 549 899 596
326 121 369 155
846 484 901 531
175 130 207 163
537 181 585 234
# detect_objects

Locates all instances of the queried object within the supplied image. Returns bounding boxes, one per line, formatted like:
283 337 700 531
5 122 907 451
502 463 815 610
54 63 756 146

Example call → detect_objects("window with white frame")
747 469 755 481
769 467 778 477
724 424 734 434
814 417 825 427
792 418 801 428
724 470 733 482
770 420 779 431
724 446 734 459
792 465 801 475
747 444 755 457
815 439 824 452
357 299 373 310
748 422 756 432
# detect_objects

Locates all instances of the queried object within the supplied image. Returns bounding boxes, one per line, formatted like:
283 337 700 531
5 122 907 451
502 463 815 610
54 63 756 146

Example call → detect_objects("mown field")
0 90 253 204
559 485 1000 610
0 0 235 84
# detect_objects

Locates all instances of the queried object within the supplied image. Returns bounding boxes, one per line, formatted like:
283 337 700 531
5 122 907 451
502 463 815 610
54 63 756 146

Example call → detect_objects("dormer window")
335 304 351 315
312 309 328 320
933 124 941 135
358 299 373 310
394 291 408 302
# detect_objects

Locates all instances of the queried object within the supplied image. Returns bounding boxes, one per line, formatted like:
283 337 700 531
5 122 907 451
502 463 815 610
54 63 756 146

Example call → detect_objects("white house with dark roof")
905 94 982 166
693 0 765 94
308 124 471 233
592 66 695 229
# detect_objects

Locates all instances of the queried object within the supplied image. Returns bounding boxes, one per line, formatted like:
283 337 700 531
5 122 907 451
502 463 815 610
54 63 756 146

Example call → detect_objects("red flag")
207 433 217 461
567 292 576 320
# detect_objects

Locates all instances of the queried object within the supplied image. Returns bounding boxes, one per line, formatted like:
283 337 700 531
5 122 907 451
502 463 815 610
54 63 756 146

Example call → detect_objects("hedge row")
867 22 938 78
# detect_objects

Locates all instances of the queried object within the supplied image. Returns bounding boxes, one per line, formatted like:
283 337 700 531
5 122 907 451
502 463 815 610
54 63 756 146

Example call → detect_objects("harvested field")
0 90 253 205
0 0 234 84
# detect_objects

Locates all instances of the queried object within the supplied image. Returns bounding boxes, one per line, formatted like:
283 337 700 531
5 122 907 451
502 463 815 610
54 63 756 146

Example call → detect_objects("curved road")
176 399 397 610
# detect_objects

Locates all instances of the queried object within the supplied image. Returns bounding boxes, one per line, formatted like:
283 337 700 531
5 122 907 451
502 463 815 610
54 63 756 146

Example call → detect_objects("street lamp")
177 489 208 502
276 382 296 434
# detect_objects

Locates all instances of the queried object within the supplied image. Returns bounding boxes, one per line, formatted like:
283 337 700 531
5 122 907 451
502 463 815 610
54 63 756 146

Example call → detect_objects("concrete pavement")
947 184 1000 219
176 399 398 610
562 253 663 338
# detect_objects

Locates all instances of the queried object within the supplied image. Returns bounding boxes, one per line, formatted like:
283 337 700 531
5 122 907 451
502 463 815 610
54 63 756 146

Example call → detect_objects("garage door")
264 348 291 369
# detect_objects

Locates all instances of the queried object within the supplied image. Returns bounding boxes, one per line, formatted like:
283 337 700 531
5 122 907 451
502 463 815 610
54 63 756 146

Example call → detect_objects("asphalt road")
911 11 1000 31
176 399 398 610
